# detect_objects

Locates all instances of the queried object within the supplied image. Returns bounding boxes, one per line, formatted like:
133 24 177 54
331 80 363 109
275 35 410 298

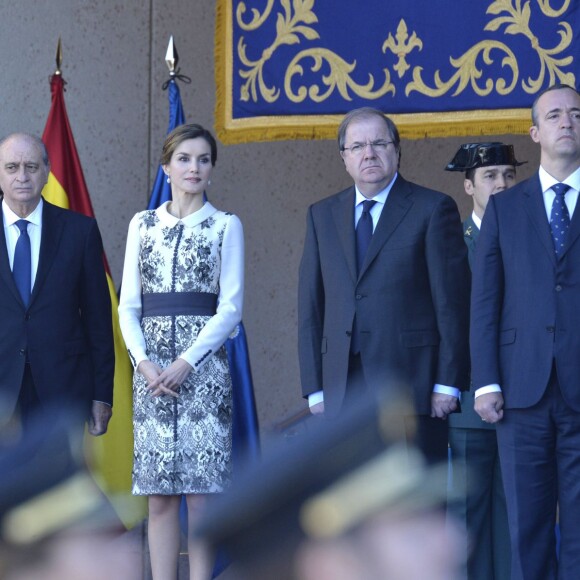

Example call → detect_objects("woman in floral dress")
119 124 243 580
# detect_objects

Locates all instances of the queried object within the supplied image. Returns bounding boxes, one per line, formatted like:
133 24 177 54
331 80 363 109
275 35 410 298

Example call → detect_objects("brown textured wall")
0 1 541 438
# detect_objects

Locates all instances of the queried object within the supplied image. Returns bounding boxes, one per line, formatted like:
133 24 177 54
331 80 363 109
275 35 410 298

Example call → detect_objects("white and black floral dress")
119 201 244 495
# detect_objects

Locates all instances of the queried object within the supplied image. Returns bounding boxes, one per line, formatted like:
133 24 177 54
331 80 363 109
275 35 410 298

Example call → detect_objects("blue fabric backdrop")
216 0 579 142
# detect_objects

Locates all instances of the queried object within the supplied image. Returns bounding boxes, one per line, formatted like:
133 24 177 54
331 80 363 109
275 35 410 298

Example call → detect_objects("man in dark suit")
471 84 580 580
298 107 470 462
446 142 524 579
0 132 114 435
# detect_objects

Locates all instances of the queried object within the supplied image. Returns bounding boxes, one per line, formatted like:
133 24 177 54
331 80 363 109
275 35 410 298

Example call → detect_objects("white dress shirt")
2 198 43 292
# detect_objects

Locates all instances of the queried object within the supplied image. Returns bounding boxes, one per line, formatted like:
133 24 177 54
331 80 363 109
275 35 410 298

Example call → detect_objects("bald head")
0 133 50 217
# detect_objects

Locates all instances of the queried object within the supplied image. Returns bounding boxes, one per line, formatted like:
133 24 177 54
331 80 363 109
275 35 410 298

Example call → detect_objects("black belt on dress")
141 292 218 317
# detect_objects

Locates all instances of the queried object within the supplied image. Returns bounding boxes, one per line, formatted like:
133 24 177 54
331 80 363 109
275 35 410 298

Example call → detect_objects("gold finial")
55 37 63 76
165 35 179 76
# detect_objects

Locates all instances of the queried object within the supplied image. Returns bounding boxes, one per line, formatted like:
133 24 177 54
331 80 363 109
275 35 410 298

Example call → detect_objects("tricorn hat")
445 142 526 172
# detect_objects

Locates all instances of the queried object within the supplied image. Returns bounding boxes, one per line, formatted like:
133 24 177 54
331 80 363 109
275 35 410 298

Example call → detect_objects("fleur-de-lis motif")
226 0 577 143
382 19 423 78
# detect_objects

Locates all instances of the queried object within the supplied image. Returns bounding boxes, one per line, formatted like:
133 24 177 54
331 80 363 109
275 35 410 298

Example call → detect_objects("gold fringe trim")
214 0 231 143
217 107 532 145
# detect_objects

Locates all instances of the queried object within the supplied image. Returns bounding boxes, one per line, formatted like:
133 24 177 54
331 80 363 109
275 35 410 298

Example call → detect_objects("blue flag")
147 79 186 209
148 75 260 578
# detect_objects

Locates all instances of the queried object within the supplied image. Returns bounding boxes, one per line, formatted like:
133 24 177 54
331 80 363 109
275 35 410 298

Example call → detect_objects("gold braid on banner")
408 0 574 97
537 0 570 18
485 0 573 91
406 41 519 98
238 0 320 103
236 0 276 30
285 49 394 103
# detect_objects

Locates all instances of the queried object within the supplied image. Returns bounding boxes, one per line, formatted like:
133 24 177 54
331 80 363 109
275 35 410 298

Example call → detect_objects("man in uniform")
445 142 525 579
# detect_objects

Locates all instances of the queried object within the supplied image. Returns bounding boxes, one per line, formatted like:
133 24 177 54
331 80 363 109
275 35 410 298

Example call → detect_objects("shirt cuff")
308 391 324 408
474 384 502 398
433 384 460 398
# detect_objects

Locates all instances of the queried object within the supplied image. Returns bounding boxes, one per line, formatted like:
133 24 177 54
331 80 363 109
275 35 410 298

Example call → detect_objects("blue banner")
215 0 579 142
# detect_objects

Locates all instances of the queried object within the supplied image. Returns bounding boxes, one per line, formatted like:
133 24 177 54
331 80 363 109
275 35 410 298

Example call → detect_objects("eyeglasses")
342 140 394 155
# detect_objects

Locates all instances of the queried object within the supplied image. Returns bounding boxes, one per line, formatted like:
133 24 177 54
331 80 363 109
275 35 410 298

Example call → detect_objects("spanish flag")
41 73 146 526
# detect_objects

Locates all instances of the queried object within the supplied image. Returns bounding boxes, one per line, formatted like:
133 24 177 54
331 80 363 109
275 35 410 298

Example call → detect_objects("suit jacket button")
355 294 362 300
19 349 26 356
546 326 555 333
346 331 352 336
555 285 562 292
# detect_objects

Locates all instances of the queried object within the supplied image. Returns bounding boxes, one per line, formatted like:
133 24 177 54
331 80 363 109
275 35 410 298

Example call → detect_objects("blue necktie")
13 219 31 306
550 183 571 258
351 200 376 354
356 200 376 274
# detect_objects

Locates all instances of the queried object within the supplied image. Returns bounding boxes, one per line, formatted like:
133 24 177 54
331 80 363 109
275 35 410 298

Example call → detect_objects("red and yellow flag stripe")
42 73 145 527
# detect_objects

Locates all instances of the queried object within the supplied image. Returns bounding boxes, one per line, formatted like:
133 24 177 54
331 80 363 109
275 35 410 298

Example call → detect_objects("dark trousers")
346 354 448 465
449 427 510 580
496 366 580 580
16 363 42 427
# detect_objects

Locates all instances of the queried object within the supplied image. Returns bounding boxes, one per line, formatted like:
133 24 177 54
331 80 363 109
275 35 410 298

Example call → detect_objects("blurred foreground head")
0 406 139 580
196 389 465 579
295 443 465 580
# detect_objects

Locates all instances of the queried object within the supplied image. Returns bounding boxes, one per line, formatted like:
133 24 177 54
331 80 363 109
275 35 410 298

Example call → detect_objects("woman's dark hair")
160 123 217 166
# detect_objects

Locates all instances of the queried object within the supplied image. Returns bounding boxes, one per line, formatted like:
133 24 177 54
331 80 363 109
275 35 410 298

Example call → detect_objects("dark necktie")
550 183 571 258
356 199 376 274
351 200 376 354
13 219 31 306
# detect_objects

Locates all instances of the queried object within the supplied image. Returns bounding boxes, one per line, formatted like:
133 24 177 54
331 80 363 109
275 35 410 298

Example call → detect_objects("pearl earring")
166 176 171 184
207 179 211 186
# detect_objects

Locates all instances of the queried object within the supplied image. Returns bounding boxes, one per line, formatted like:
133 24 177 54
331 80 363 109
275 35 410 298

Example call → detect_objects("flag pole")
55 37 62 76
146 36 259 577
165 35 178 76
42 40 146 527
146 36 189 210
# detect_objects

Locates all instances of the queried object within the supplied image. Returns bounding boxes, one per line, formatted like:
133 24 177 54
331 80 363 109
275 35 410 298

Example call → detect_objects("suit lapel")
31 200 65 304
561 190 580 259
0 211 23 305
331 187 358 283
522 175 557 266
359 175 412 278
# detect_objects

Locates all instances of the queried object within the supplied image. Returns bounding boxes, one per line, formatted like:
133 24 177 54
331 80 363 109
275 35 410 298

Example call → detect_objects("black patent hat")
445 142 526 172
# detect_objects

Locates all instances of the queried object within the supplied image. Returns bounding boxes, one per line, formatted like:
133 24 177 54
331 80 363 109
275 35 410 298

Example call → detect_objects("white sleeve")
179 214 244 372
433 384 460 398
118 214 148 369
